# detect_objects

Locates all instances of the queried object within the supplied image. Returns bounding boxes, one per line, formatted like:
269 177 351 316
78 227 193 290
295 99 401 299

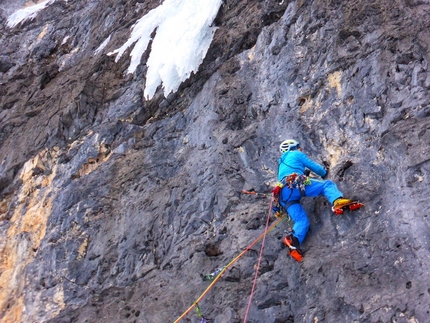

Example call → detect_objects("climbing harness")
273 173 311 206
242 173 311 200
242 189 294 227
280 173 311 191
173 201 287 323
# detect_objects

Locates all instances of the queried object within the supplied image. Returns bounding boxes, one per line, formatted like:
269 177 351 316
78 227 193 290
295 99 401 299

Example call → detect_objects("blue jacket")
278 150 327 181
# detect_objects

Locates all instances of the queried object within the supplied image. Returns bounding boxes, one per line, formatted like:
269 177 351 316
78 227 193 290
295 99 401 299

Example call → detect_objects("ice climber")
271 139 360 262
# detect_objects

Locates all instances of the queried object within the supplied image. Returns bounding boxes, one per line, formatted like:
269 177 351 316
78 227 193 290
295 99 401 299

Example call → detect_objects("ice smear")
108 0 222 100
94 35 111 55
7 0 55 28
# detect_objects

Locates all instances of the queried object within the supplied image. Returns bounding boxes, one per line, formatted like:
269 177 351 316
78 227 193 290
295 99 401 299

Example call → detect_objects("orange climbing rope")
243 196 273 322
173 198 286 323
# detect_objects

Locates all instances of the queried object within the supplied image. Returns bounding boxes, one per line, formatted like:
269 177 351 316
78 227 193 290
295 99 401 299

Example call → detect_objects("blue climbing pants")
279 179 343 244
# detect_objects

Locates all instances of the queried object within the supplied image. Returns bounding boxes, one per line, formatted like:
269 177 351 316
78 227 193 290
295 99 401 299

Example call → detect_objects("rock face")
1 0 430 322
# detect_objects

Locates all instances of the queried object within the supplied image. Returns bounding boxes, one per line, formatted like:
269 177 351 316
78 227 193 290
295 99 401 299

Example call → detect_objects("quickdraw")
201 267 226 281
280 173 311 191
195 303 210 323
173 215 287 323
241 189 271 198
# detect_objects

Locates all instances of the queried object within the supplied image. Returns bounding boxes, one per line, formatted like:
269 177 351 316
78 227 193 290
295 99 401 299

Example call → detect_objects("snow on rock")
108 0 223 100
94 35 111 55
6 0 55 28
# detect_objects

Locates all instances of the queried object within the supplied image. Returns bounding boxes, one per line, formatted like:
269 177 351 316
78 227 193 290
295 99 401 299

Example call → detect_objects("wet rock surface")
1 0 430 322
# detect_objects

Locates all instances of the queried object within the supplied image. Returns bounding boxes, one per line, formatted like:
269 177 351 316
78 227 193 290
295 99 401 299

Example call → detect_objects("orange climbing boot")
283 234 303 262
332 198 364 215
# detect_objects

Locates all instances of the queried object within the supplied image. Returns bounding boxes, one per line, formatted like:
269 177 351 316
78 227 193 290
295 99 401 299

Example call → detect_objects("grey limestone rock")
0 0 429 322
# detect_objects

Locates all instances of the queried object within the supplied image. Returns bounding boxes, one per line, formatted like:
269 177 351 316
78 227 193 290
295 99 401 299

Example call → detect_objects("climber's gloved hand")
272 181 284 197
322 160 330 179
272 185 281 197
322 169 329 180
304 169 311 176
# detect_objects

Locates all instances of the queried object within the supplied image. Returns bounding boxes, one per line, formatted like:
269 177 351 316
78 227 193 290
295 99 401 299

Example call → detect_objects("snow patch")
94 35 111 55
6 0 55 28
61 36 70 45
108 0 222 100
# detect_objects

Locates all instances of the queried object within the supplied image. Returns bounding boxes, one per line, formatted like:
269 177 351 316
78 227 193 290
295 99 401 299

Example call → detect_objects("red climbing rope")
173 202 286 323
243 195 273 322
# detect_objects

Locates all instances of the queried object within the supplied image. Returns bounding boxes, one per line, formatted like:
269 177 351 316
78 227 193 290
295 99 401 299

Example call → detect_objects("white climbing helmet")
279 139 300 153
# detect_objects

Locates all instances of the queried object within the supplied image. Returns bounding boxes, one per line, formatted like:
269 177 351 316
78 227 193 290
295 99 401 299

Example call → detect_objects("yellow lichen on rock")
325 145 343 168
9 152 56 247
0 150 58 322
328 71 342 97
299 96 314 114
0 195 12 219
78 236 89 260
24 0 48 7
37 24 49 40
71 143 112 179
33 285 65 319
248 45 256 62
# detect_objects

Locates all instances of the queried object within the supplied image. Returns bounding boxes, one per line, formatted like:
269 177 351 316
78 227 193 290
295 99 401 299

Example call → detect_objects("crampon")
332 200 364 215
283 236 303 262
